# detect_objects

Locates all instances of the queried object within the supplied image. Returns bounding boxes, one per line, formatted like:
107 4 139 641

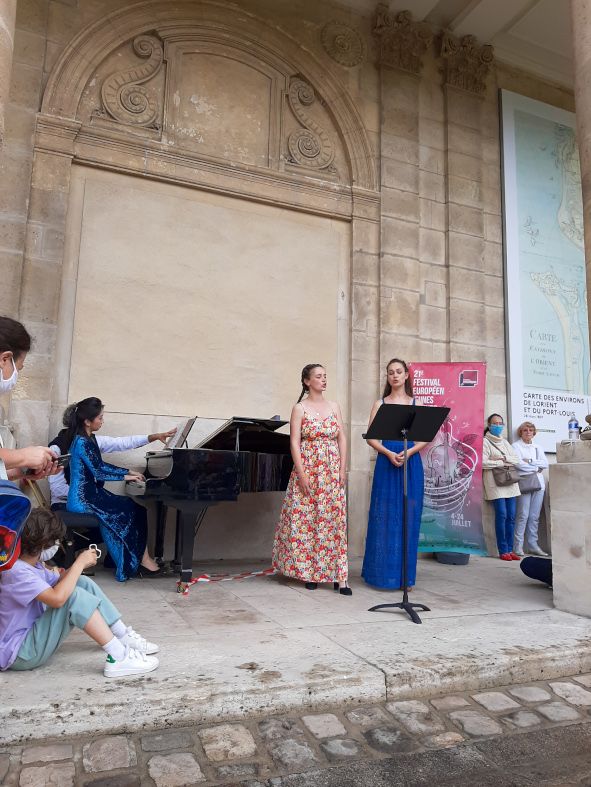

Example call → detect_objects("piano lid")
194 417 289 453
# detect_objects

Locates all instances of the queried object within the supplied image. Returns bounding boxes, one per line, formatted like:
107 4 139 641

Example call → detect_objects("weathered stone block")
320 738 360 760
386 700 445 735
419 227 445 265
345 706 392 728
0 251 23 314
382 187 419 223
352 251 379 286
449 176 482 210
536 702 581 722
448 151 482 181
449 204 484 237
472 692 520 713
258 717 302 742
446 89 483 130
448 710 503 736
549 682 591 706
22 744 73 764
381 290 420 335
141 730 193 752
508 686 551 703
215 762 258 780
419 198 446 231
419 170 445 203
382 107 418 140
419 145 444 175
18 258 61 323
423 731 464 748
448 232 485 270
0 216 26 251
381 159 418 194
13 29 45 67
363 727 416 754
16 0 49 36
503 710 541 729
382 216 419 258
450 268 485 303
424 281 446 308
419 118 445 151
302 713 347 739
198 723 257 762
268 737 319 770
381 132 419 166
447 123 481 157
352 219 380 254
430 696 470 711
83 775 141 787
484 212 502 242
8 61 42 108
419 304 447 341
147 753 205 786
381 255 420 291
419 80 444 121
82 737 136 773
352 284 378 331
19 763 76 786
0 151 33 215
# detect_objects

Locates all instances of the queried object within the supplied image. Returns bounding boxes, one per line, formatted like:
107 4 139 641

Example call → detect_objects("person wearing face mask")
0 507 159 676
0 317 57 481
482 413 521 561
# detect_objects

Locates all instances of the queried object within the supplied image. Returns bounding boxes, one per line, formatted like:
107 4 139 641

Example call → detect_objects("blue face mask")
489 424 503 437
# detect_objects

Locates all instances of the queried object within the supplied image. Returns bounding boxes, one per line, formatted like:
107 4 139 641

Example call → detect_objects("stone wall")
0 0 576 558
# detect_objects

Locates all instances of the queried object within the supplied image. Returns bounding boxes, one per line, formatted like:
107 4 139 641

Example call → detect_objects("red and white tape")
177 566 276 595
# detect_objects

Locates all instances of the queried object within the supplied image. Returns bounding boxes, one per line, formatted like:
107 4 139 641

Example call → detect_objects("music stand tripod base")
369 598 431 625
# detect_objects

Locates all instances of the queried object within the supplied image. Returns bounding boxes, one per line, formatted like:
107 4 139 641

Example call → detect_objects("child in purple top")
0 508 160 677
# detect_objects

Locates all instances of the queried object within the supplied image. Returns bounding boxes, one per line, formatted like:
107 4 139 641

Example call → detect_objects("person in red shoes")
482 414 522 562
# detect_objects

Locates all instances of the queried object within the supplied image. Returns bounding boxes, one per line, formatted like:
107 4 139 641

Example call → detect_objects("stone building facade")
0 0 578 557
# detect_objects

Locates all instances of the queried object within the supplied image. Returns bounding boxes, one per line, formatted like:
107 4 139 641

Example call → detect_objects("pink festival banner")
410 362 488 555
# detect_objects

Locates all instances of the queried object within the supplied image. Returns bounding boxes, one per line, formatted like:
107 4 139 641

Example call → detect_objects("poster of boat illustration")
410 362 488 555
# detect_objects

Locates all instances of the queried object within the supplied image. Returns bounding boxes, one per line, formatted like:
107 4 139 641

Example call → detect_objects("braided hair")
382 358 413 398
296 364 324 403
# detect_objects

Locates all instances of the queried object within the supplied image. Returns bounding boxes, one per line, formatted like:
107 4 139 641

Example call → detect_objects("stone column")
571 0 591 350
0 0 16 149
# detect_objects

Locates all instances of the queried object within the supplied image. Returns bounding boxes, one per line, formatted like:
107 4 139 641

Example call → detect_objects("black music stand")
363 403 449 624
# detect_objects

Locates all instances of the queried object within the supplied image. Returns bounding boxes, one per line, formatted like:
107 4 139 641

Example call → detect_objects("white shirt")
48 435 149 504
511 439 548 491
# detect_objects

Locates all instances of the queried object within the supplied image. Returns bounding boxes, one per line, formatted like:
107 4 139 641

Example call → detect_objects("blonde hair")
517 421 537 438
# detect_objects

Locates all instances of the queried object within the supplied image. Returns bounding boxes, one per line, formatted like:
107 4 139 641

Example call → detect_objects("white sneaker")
104 647 159 678
528 545 548 556
513 547 525 557
122 626 159 654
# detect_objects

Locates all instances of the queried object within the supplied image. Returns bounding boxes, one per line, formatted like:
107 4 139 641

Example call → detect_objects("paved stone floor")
2 672 591 786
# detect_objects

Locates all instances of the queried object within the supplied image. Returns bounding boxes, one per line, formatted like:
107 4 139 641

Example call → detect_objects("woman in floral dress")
272 364 351 595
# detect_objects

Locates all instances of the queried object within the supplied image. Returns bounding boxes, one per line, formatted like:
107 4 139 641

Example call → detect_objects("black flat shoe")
138 565 164 578
334 582 352 596
305 582 318 590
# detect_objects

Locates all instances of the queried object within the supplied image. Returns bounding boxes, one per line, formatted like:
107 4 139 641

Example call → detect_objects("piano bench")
52 509 103 569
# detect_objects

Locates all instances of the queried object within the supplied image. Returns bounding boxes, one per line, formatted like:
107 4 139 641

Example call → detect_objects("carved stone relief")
321 21 365 67
440 31 494 95
286 78 336 171
94 34 164 129
373 5 433 75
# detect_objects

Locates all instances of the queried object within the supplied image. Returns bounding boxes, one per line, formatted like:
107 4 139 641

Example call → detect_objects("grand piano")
126 417 292 589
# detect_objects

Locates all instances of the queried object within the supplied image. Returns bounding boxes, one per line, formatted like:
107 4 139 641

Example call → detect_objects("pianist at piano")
272 364 351 595
64 397 164 581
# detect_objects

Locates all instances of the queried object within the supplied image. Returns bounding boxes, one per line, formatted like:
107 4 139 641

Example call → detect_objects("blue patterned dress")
362 404 425 589
67 435 147 582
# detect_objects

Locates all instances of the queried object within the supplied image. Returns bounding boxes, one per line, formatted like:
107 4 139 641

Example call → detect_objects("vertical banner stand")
363 404 449 624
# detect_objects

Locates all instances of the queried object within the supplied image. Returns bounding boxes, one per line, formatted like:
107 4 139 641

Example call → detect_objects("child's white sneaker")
122 626 159 654
103 647 159 678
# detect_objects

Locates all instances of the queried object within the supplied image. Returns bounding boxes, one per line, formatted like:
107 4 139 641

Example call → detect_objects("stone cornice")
373 5 433 75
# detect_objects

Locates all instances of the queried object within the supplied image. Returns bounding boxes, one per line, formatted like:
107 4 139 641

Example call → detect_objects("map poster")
501 90 590 452
411 362 488 555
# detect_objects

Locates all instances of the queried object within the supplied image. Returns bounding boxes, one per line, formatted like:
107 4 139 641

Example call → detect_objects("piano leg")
154 502 167 563
176 505 209 591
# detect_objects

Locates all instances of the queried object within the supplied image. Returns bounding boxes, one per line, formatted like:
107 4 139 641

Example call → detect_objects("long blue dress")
67 435 147 582
362 411 425 589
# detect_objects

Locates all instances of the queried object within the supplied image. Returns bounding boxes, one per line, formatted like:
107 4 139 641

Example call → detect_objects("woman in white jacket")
512 421 549 557
482 414 521 561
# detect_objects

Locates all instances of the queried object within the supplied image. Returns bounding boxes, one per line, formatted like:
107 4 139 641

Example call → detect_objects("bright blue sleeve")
77 437 128 482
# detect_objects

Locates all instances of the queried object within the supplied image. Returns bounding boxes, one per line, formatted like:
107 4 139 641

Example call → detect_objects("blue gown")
362 434 425 590
67 435 147 582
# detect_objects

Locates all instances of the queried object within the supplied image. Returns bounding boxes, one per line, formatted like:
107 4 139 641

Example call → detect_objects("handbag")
492 465 521 486
487 438 520 487
0 477 32 572
518 473 542 493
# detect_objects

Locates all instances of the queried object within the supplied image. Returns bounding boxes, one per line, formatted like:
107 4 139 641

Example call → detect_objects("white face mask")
40 543 59 562
0 357 18 395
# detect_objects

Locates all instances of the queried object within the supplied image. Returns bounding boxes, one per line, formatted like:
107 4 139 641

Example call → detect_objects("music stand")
363 403 449 624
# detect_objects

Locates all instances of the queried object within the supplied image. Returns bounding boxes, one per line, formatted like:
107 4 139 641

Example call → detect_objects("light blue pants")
10 576 121 671
514 488 545 550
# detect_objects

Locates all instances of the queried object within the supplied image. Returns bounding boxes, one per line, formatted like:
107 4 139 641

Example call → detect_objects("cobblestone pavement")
2 673 591 786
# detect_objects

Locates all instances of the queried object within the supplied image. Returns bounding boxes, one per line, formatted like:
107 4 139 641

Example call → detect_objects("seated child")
0 508 159 677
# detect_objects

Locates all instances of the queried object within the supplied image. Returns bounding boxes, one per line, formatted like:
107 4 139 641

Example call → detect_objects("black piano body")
126 417 292 588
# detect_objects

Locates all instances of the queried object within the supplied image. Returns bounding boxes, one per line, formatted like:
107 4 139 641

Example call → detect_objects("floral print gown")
272 410 348 582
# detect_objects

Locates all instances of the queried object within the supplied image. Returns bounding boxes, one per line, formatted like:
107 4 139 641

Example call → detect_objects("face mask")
0 357 17 394
489 424 504 437
40 543 59 561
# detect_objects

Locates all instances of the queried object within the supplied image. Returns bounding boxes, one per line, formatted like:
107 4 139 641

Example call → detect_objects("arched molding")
41 0 377 192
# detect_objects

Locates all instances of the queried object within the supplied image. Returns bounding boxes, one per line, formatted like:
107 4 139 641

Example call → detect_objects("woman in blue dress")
66 397 162 581
362 358 427 589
